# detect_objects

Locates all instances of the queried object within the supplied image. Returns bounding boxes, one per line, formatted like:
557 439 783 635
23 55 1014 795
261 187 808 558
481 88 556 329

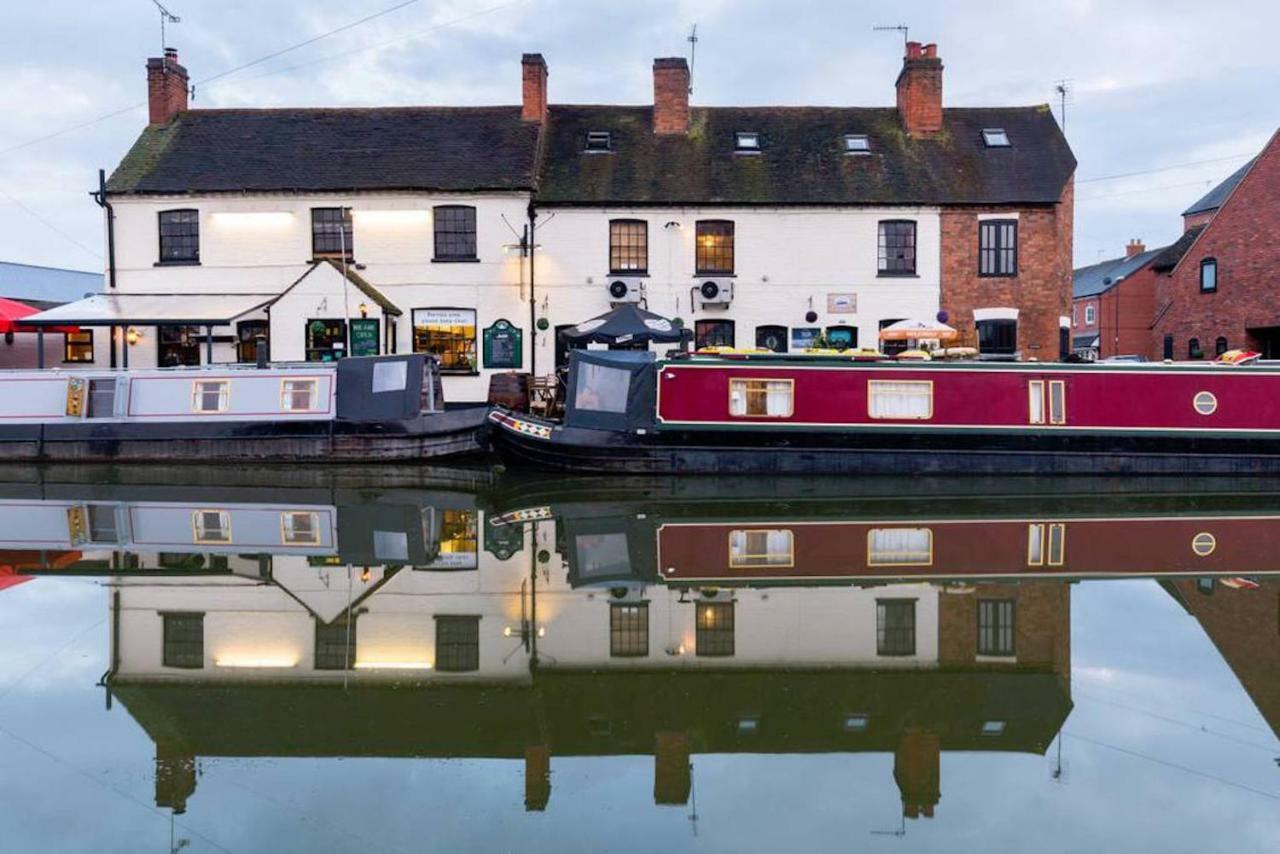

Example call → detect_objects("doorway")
1247 327 1280 359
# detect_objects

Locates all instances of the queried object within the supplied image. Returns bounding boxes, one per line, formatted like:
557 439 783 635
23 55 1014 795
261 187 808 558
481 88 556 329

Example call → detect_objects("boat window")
192 510 231 544
729 529 794 568
1191 532 1216 556
1027 523 1065 565
609 603 649 658
867 528 932 566
86 504 120 544
281 511 321 545
574 362 630 413
1047 522 1065 565
876 599 916 656
1193 391 1217 415
372 359 408 393
729 378 793 418
695 602 735 657
1028 380 1046 424
86 379 117 418
1048 380 1066 425
867 380 932 420
192 380 229 413
281 379 318 411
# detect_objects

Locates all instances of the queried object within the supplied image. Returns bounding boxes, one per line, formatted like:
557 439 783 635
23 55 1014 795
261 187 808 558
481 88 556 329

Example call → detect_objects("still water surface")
0 466 1277 853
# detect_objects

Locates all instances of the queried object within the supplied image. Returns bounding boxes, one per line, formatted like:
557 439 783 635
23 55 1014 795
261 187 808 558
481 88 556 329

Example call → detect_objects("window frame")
877 220 917 276
434 614 481 672
191 380 230 413
86 378 116 419
694 318 735 350
755 324 788 353
695 601 735 657
1189 337 1203 359
977 599 1016 657
695 220 735 275
310 207 353 260
432 205 478 262
876 599 917 657
734 131 761 152
608 219 649 274
982 128 1011 147
728 528 795 568
609 603 649 658
281 511 321 546
314 615 357 671
280 378 319 412
585 131 613 152
728 378 794 418
1199 258 1217 293
867 528 933 567
843 134 871 154
978 219 1018 277
1084 304 1096 326
63 329 94 363
192 509 232 545
157 209 200 264
867 380 934 421
412 307 478 375
977 318 1018 356
161 611 205 669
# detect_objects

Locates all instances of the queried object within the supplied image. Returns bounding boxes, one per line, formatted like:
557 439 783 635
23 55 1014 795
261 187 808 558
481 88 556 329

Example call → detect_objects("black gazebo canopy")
560 304 687 346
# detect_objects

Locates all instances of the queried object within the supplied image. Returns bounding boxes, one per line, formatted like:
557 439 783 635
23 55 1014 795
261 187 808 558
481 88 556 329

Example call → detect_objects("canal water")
0 466 1277 853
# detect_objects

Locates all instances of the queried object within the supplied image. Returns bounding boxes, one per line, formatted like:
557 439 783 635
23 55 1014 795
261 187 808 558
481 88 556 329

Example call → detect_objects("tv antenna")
873 24 910 49
687 24 698 95
150 0 181 53
1054 80 1072 132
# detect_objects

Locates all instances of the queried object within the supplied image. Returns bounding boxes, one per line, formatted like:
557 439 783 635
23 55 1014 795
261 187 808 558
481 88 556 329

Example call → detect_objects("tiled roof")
1072 247 1163 298
1150 225 1205 272
537 105 1076 205
0 261 102 306
1182 158 1255 216
107 107 542 195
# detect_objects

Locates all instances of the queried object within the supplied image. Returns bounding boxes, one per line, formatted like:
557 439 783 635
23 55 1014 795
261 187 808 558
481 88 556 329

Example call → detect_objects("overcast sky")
1 0 1276 273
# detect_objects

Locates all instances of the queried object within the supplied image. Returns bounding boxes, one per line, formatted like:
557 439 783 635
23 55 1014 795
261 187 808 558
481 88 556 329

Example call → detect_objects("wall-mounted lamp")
358 303 369 319
125 328 141 346
664 221 682 229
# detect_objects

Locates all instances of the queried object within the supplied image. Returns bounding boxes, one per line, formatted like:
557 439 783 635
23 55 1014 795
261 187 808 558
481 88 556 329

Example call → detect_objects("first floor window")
729 378 793 417
609 603 649 657
1084 305 1095 326
696 602 735 657
755 325 788 353
695 220 735 274
868 380 932 420
1189 337 1203 359
315 616 357 670
729 529 793 568
977 318 1017 356
876 599 916 656
435 615 480 672
162 612 204 668
413 308 477 373
978 599 1016 656
311 207 353 259
979 219 1018 276
433 205 478 261
1200 258 1217 292
158 209 199 263
694 319 735 350
609 219 648 273
877 220 917 275
63 330 93 363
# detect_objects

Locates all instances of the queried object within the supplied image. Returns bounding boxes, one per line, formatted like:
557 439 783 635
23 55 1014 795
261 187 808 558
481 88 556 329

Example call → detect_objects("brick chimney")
521 53 548 124
895 42 943 138
1125 238 1146 257
147 48 189 126
653 57 690 135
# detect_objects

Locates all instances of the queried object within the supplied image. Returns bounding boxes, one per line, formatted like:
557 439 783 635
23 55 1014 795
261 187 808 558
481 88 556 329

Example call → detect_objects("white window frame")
281 511 321 545
729 378 794 418
1084 305 1095 325
281 378 319 412
191 380 229 413
192 509 231 544
1027 523 1065 566
867 380 933 420
728 529 794 568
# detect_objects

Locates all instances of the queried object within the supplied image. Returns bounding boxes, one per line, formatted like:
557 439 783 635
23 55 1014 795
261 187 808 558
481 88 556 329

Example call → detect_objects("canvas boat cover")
564 349 657 431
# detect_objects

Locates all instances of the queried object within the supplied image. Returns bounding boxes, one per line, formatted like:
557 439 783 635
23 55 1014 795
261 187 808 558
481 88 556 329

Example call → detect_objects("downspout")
91 169 118 368
527 206 538 377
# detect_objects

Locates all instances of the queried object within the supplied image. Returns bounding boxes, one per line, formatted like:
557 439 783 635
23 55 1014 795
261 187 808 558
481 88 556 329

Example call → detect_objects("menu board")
349 318 380 357
482 319 523 369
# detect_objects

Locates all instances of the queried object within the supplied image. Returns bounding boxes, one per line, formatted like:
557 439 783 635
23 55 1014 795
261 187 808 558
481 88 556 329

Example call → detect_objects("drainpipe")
527 204 538 377
91 169 118 368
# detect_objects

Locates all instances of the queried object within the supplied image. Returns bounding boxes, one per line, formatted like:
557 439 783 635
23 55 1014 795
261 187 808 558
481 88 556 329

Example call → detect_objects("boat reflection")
0 468 1276 822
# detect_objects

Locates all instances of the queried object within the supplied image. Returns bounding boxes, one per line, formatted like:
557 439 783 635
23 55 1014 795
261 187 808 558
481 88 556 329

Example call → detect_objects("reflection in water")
0 467 1278 848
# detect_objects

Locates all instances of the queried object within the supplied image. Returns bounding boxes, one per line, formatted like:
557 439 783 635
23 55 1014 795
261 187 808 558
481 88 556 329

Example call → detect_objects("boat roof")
659 351 1280 372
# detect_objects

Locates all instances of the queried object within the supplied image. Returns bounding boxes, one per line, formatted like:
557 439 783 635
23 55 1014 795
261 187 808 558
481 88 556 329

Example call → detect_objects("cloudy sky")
1 0 1276 273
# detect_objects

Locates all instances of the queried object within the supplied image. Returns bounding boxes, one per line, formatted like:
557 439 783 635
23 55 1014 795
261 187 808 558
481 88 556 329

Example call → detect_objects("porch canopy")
561 304 687 346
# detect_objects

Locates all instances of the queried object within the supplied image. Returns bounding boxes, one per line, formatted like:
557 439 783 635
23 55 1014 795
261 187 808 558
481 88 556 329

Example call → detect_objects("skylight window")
585 131 612 152
735 132 761 152
982 128 1011 147
844 134 871 154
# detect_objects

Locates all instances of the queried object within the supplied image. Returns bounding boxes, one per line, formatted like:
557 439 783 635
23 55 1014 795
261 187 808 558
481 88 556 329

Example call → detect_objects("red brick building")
1071 239 1161 360
1152 130 1280 359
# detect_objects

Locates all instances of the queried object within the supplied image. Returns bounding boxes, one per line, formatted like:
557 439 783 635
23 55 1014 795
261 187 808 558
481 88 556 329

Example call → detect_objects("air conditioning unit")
607 277 643 303
698 279 734 306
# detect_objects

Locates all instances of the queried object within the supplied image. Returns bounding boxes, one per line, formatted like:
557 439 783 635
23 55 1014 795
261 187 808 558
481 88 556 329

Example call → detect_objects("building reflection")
5 474 1279 821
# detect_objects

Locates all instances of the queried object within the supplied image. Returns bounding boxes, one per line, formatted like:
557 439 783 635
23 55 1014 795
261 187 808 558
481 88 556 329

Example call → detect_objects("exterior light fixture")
126 328 141 346
358 303 369 319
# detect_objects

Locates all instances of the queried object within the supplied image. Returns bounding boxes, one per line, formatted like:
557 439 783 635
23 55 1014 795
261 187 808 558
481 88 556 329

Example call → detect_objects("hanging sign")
349 318 380 357
483 319 523 369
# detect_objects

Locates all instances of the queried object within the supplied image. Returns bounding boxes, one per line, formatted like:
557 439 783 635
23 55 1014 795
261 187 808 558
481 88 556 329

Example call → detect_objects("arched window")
1199 258 1217 293
1188 337 1202 359
1215 336 1229 357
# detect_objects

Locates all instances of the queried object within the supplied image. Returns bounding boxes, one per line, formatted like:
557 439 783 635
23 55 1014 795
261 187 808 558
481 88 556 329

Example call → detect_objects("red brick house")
1071 239 1161 359
1152 129 1280 359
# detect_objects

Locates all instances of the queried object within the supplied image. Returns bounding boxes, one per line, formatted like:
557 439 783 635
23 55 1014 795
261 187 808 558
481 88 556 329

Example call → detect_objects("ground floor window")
236 320 269 363
610 603 649 657
826 325 858 351
876 599 916 656
1215 336 1229 357
158 325 203 367
63 330 93 363
162 612 204 668
1163 335 1174 360
978 599 1016 656
695 319 735 350
305 318 347 362
435 615 480 672
314 616 357 670
755 325 788 353
413 308 477 373
695 601 735 657
977 319 1017 357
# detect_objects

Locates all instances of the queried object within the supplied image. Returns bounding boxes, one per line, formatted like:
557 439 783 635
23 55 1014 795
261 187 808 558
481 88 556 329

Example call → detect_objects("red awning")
0 297 79 334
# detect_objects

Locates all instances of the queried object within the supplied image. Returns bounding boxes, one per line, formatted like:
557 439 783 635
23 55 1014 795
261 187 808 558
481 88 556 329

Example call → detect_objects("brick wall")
940 178 1074 358
937 581 1071 683
1153 133 1280 357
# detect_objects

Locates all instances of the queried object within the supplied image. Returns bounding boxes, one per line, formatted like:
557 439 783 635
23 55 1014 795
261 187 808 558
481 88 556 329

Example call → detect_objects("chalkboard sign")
482 319 523 369
349 318 380 357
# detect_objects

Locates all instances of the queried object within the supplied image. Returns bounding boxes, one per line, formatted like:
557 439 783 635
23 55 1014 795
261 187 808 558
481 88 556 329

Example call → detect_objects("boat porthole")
1193 391 1218 415
1191 532 1216 557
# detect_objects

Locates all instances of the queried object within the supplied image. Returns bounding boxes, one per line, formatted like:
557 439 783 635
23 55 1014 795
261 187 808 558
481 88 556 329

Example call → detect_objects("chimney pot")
653 57 690 135
521 53 548 124
896 40 943 138
147 48 189 126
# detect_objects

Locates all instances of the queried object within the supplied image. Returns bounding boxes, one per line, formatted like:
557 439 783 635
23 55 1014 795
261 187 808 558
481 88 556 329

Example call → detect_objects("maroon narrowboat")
488 350 1280 474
